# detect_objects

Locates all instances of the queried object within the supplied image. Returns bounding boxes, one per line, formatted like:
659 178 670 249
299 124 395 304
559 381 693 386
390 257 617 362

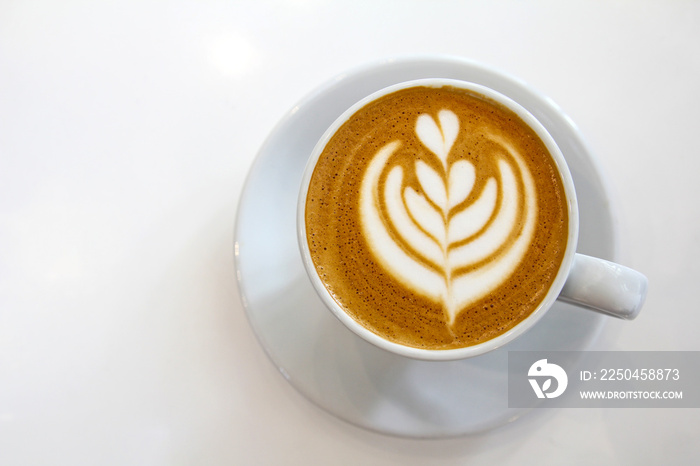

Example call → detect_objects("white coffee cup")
297 78 647 361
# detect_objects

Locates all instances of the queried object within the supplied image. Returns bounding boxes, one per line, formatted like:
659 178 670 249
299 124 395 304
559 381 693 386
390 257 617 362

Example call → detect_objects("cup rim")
297 77 579 361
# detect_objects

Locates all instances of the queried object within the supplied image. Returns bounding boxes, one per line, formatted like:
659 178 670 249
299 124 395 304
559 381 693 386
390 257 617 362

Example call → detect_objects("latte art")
359 110 537 325
304 85 568 349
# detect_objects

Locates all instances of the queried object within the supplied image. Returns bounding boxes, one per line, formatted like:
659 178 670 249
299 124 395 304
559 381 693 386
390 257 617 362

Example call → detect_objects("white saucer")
234 56 617 438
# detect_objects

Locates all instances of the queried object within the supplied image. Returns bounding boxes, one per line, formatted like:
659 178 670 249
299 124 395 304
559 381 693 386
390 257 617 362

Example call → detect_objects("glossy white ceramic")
234 56 615 437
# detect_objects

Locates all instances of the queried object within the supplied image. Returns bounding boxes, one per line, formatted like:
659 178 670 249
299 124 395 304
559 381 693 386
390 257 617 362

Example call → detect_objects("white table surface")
1 1 699 464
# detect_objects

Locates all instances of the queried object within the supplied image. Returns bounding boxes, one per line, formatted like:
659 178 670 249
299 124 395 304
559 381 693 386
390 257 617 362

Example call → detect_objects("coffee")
304 85 568 350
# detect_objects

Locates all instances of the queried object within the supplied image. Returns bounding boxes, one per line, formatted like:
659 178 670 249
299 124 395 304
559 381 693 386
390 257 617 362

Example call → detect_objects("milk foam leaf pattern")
360 141 446 303
359 110 537 325
415 110 459 168
385 166 445 265
404 187 446 250
415 161 447 210
448 160 475 210
447 178 497 244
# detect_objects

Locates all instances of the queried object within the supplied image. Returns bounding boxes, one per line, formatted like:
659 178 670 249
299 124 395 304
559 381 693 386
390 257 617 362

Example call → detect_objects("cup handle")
557 253 648 320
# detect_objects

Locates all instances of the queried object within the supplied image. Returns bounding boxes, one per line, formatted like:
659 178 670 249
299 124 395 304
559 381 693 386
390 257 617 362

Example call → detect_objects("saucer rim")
234 55 616 438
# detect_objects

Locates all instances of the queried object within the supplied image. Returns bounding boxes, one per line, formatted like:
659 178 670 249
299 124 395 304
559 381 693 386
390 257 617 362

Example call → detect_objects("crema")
305 86 568 350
